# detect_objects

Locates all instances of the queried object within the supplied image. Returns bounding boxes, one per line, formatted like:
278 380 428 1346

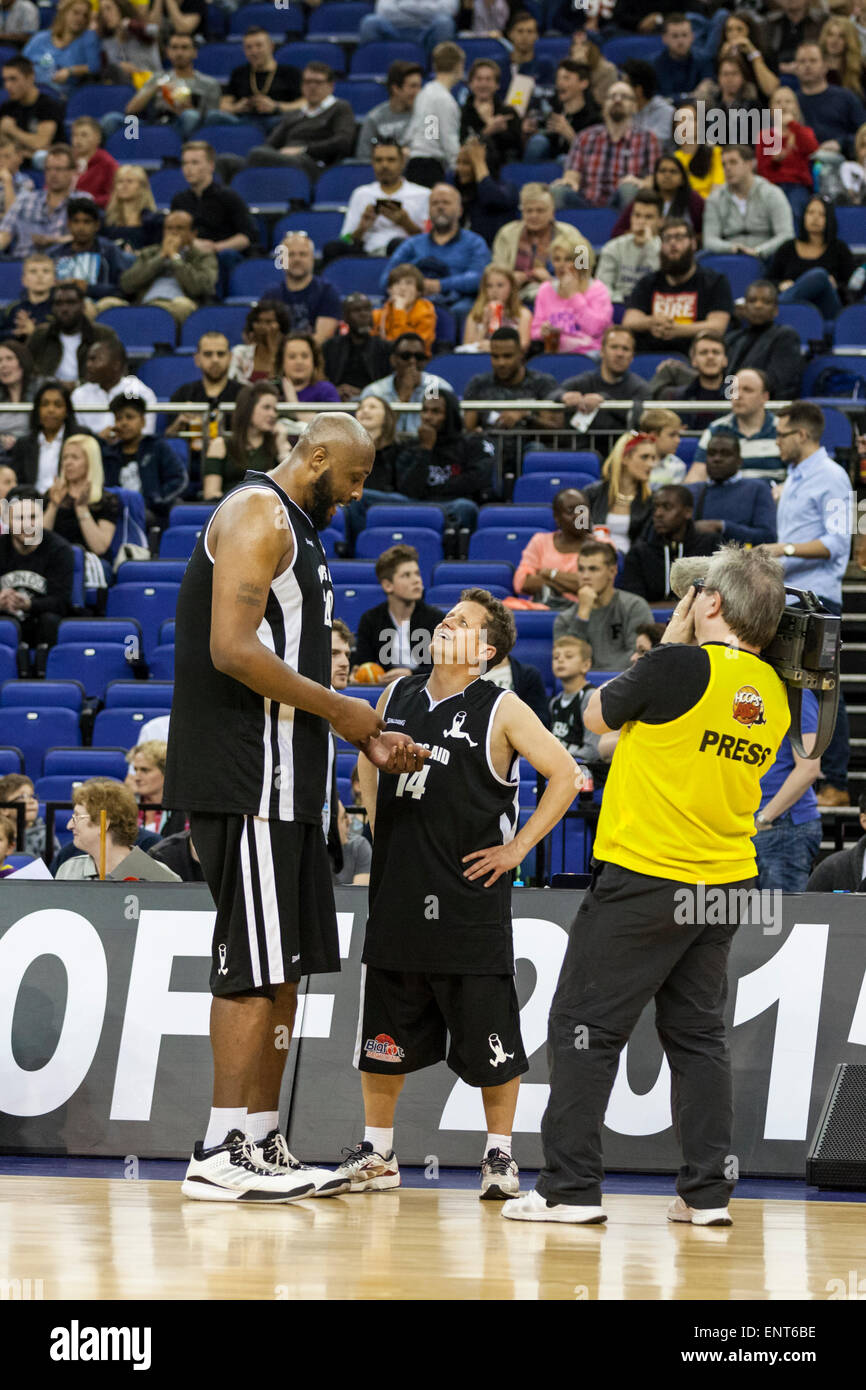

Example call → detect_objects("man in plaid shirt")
0 142 75 257
552 82 660 210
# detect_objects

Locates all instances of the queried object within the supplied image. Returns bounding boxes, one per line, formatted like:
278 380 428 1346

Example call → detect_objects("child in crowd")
639 407 689 489
0 252 56 340
373 263 436 352
0 773 53 858
0 811 17 876
549 635 603 781
463 264 532 350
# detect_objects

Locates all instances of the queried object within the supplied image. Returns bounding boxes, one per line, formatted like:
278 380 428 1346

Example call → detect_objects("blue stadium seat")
180 306 250 350
195 43 241 79
677 436 699 466
631 353 675 378
319 527 341 556
365 504 444 532
323 257 388 297
149 169 186 210
776 302 823 345
66 85 133 120
0 617 19 646
511 636 551 684
1 680 83 710
535 37 570 64
3 709 80 778
530 353 596 383
332 584 383 631
105 583 180 658
502 162 563 190
334 79 386 116
273 210 344 252
160 620 175 644
434 304 457 346
226 258 281 302
457 38 510 66
0 746 23 775
477 505 552 530
432 561 513 589
427 583 510 607
308 3 376 38
313 164 374 208
336 750 359 779
0 646 15 683
43 748 129 780
0 261 22 302
832 305 866 351
328 560 377 585
57 618 142 648
836 206 866 251
168 504 217 528
45 644 133 700
350 42 424 77
513 610 556 638
136 356 186 399
92 708 171 748
105 125 183 167
229 3 303 36
4 853 34 871
33 776 90 809
355 527 441 584
342 686 384 707
116 560 187 586
513 472 596 502
159 527 201 559
602 35 663 62
802 353 866 396
820 404 854 450
699 254 760 300
276 42 347 74
468 528 536 567
149 646 175 681
231 166 312 211
97 306 177 352
196 124 265 158
522 450 601 477
104 681 174 709
558 208 619 248
546 817 590 876
430 353 491 395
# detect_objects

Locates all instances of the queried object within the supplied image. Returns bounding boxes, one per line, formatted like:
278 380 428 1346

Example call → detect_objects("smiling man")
165 412 429 1204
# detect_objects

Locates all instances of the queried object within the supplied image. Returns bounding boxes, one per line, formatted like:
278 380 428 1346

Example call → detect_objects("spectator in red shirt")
71 115 118 209
756 85 819 224
551 81 660 211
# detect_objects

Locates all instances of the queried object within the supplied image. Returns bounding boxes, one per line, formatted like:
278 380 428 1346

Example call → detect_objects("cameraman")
505 545 791 1228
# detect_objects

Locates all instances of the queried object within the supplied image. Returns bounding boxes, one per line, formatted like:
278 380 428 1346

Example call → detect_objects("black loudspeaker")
806 1063 866 1190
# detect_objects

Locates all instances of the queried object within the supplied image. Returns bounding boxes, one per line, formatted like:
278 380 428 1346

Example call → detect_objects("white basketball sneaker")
667 1196 732 1226
255 1129 349 1197
181 1129 316 1202
502 1189 607 1223
332 1140 401 1191
480 1147 520 1200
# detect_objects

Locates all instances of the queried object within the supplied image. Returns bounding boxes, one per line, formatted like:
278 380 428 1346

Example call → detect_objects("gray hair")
704 543 786 650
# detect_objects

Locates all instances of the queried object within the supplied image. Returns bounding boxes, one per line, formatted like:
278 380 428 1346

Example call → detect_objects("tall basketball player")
165 414 429 1203
332 589 580 1199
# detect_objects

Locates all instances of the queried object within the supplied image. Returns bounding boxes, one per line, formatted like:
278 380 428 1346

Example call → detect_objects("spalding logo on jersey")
732 685 766 727
364 1033 405 1062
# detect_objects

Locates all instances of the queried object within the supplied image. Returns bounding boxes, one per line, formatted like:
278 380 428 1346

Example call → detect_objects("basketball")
353 662 385 684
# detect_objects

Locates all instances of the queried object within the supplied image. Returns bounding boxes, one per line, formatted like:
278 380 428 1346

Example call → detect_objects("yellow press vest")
594 644 790 884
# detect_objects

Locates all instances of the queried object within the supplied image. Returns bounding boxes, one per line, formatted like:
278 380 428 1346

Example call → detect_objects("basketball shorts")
190 812 339 998
354 966 528 1087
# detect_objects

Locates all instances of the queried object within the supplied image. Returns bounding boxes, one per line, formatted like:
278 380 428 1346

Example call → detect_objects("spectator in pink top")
514 486 594 606
530 238 613 354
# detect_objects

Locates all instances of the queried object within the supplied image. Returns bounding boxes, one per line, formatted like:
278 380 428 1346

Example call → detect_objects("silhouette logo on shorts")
364 1033 405 1062
443 711 478 747
489 1033 514 1067
217 943 228 976
732 685 766 727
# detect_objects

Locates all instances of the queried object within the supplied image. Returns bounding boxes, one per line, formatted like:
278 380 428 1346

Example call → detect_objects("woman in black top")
0 339 39 455
697 51 763 120
9 379 86 491
769 196 857 321
42 432 120 578
203 379 281 501
453 140 518 246
459 59 522 167
610 155 705 238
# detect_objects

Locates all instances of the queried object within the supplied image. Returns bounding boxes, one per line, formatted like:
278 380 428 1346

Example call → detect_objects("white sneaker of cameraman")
502 1190 607 1223
667 1196 732 1226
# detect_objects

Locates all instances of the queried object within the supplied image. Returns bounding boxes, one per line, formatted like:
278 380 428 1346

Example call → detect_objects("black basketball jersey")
164 472 334 822
549 688 588 758
363 674 520 975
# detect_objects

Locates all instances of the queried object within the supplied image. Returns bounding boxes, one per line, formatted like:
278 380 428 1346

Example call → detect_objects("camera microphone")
669 556 713 599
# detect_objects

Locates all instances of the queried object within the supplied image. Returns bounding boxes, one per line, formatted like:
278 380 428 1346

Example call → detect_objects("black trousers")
538 862 756 1209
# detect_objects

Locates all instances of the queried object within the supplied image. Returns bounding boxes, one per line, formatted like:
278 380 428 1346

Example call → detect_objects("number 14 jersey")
363 674 521 975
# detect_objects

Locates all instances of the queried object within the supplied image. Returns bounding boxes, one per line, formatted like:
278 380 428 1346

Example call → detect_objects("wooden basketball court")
1 1176 862 1300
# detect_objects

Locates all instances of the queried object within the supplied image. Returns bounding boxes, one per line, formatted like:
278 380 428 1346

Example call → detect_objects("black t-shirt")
601 643 712 727
170 184 257 246
768 238 857 289
47 490 121 551
170 377 242 417
0 93 65 139
226 62 300 104
626 266 734 353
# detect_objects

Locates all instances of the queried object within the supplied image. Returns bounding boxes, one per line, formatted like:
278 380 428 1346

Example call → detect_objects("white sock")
486 1132 512 1158
246 1110 279 1143
204 1107 247 1151
364 1126 393 1156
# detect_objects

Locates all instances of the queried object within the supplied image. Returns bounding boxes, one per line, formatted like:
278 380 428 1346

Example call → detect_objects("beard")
660 248 694 277
308 470 338 531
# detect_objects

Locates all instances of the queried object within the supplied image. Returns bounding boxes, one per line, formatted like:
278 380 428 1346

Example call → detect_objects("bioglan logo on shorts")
364 1033 405 1062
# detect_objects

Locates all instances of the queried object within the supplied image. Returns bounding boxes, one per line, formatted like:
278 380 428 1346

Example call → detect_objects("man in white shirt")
405 41 464 186
71 338 157 439
338 140 429 258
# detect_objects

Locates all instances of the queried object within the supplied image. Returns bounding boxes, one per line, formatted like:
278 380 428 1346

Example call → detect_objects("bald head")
284 411 374 530
300 410 375 459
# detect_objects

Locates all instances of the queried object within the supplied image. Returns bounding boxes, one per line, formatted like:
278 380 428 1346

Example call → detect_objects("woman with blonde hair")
103 165 162 250
821 15 865 98
583 432 656 553
55 778 180 881
42 432 119 562
530 237 612 354
491 182 593 304
756 86 819 222
23 0 99 94
126 740 186 836
638 407 689 489
463 264 532 349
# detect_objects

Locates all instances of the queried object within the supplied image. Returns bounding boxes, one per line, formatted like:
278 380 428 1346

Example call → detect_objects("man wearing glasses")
623 217 734 356
505 544 791 1226
360 331 449 436
246 63 356 182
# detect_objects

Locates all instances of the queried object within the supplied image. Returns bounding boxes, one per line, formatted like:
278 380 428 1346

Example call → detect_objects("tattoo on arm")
236 581 266 608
